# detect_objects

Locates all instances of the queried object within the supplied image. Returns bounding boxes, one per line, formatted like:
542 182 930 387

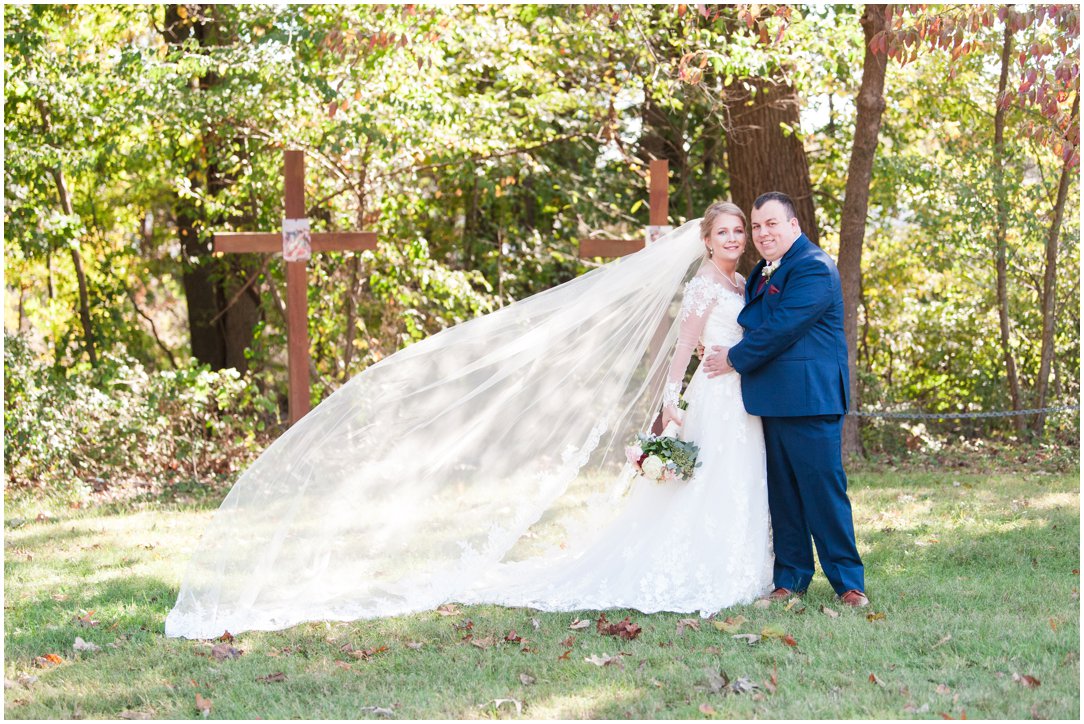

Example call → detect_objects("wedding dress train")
165 221 772 639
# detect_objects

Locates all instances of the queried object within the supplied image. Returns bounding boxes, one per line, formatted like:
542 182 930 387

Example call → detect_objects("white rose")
641 455 665 480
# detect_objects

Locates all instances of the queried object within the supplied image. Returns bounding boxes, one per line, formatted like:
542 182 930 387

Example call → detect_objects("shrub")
4 333 279 505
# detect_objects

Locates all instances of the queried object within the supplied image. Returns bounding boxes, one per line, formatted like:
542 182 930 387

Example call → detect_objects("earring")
706 247 714 258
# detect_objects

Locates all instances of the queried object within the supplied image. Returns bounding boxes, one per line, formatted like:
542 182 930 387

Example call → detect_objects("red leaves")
194 693 212 718
341 643 388 660
596 613 642 641
33 653 64 668
1012 672 1041 689
74 610 98 628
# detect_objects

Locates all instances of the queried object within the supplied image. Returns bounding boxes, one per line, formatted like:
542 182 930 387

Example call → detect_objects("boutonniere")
761 259 781 282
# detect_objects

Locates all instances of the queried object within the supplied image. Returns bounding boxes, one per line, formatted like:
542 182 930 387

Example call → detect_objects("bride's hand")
662 404 684 430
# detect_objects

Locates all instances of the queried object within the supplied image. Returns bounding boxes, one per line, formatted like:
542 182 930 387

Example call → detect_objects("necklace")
709 258 741 289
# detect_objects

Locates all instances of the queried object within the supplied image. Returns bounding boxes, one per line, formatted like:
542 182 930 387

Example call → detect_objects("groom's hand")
702 345 734 378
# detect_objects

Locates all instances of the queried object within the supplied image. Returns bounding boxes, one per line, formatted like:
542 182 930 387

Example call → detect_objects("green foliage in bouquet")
634 432 702 481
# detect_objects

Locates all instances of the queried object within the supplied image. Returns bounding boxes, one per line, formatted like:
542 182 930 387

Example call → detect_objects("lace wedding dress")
458 271 773 615
165 222 772 639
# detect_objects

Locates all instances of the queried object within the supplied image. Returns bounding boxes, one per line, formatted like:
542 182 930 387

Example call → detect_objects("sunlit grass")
5 470 1079 719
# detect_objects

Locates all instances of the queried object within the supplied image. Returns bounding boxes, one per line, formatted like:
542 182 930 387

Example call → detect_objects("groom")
703 191 868 607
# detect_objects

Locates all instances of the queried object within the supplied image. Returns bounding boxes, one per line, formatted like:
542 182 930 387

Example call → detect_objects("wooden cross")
213 149 378 425
579 159 670 258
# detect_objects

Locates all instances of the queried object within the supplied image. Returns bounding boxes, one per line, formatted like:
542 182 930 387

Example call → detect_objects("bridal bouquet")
625 422 701 483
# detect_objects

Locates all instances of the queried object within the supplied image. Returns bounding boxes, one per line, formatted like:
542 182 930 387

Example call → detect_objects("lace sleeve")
665 276 718 406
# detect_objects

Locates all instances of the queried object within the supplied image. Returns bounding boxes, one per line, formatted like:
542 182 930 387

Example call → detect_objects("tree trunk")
35 98 97 366
992 15 1025 434
723 77 819 275
164 4 261 370
49 167 97 367
1033 93 1078 437
838 5 889 459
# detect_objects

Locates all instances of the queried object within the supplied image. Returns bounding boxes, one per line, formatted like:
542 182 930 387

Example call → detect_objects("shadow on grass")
6 574 178 660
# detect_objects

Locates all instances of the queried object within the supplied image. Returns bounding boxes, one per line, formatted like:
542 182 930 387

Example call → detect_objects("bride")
165 202 773 639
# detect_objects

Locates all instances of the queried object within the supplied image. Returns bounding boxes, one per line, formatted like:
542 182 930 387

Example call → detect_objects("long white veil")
165 220 708 638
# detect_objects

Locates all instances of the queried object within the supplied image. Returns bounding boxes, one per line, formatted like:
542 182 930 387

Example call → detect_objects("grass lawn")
4 468 1079 719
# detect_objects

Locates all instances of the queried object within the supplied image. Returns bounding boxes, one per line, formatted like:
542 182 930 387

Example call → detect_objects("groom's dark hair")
753 191 798 221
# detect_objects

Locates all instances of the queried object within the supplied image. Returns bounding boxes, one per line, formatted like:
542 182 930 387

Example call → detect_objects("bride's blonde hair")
700 201 747 240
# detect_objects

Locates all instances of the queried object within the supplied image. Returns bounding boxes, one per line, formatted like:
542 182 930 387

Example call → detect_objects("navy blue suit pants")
762 414 864 594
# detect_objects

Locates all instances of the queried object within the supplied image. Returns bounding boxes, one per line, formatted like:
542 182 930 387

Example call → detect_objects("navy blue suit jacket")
728 234 850 417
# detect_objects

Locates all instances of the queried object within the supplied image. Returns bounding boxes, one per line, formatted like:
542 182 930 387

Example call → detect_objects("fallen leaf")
73 637 100 652
558 649 571 660
470 636 496 650
118 710 155 720
210 643 243 661
699 703 717 715
335 661 352 670
405 641 424 650
256 672 287 683
729 676 758 695
782 634 798 647
17 674 38 688
598 615 642 640
217 631 235 643
568 618 591 630
530 618 541 630
1012 672 1041 689
904 703 930 714
938 710 967 719
732 634 761 645
677 618 701 635
584 653 624 668
764 670 778 694
360 645 390 660
519 672 535 686
33 654 63 668
560 635 576 648
74 611 98 627
359 705 394 717
712 615 746 633
760 625 786 639
753 598 772 609
932 634 953 649
820 605 840 618
503 630 523 644
435 603 460 616
1049 617 1058 632
869 672 885 686
452 619 473 632
194 693 212 717
50 593 69 602
866 611 886 622
936 683 952 695
705 668 729 693
783 597 802 611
